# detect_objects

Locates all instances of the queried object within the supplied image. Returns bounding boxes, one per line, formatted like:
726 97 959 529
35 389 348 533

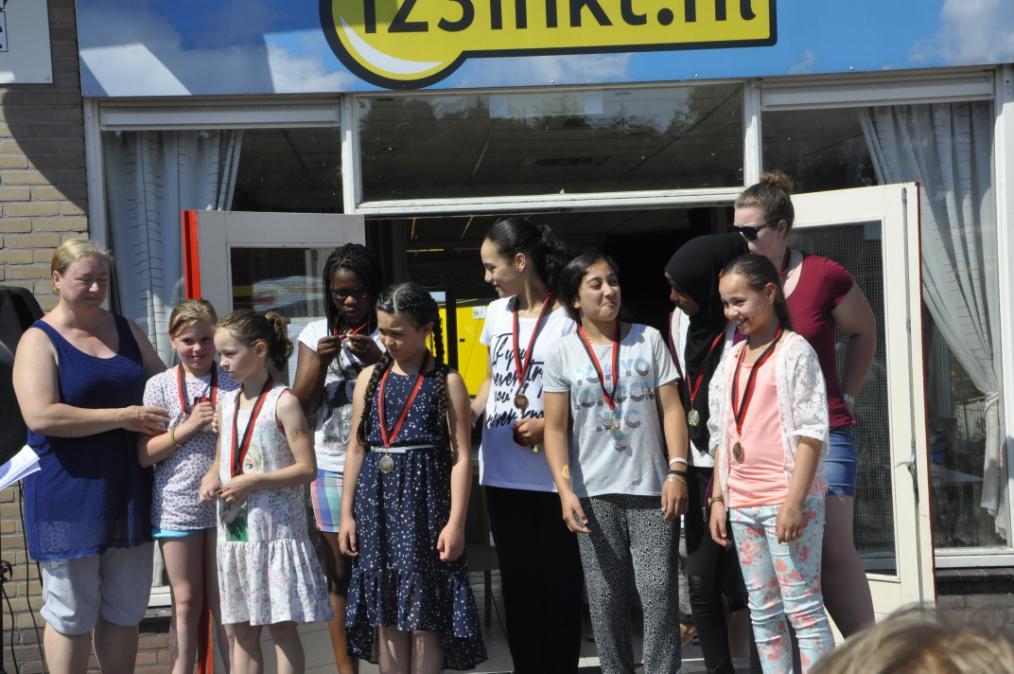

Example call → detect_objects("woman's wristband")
668 456 688 468
665 473 687 486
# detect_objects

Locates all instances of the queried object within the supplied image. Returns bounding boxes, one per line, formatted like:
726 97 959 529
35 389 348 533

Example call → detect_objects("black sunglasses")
730 222 778 241
330 286 369 301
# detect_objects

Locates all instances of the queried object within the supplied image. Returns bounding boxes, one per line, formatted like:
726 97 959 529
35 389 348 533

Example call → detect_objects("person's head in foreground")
811 604 1014 674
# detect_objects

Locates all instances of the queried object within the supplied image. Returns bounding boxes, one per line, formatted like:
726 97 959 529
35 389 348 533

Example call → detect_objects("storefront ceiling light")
489 91 604 120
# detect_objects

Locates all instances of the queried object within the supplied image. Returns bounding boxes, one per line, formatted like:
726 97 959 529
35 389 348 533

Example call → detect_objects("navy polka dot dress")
345 367 487 670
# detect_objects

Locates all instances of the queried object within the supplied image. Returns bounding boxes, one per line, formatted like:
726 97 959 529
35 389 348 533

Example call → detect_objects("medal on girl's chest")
178 365 218 433
686 331 724 428
577 325 622 436
512 295 554 412
224 377 274 540
730 330 782 464
376 353 431 475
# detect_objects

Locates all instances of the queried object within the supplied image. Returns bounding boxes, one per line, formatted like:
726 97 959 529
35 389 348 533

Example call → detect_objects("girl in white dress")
200 309 333 674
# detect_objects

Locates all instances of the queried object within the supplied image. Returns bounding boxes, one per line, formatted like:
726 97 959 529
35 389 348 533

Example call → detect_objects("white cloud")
78 2 356 96
454 53 631 88
910 0 1014 65
789 50 816 75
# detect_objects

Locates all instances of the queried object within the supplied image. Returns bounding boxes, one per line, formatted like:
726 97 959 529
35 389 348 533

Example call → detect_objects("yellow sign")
321 0 776 89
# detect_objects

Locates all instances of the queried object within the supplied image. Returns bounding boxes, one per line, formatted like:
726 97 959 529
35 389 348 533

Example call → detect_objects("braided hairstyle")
322 243 384 333
722 254 793 331
218 309 293 373
356 282 454 457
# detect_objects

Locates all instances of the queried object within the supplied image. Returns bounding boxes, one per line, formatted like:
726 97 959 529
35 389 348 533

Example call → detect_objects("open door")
791 183 935 618
182 210 365 386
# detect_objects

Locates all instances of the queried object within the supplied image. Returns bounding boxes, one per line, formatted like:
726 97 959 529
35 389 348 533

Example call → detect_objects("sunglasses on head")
730 221 778 241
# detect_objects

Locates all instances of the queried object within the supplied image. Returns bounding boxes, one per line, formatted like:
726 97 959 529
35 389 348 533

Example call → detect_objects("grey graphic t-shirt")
543 323 678 498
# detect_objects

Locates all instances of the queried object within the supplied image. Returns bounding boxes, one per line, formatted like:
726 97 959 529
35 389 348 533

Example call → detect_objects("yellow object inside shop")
430 299 488 396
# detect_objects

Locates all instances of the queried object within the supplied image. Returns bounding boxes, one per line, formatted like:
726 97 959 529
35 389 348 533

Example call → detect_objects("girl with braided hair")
339 282 486 673
293 243 384 673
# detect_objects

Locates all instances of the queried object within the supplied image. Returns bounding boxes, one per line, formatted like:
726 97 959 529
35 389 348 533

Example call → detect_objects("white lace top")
707 331 829 506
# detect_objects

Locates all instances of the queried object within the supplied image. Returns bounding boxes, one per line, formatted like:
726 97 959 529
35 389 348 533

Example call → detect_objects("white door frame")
793 182 935 615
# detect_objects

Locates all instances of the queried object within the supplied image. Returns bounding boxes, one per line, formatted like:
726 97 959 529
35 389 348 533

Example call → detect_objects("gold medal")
606 415 621 433
378 453 395 474
514 393 529 410
733 442 744 462
687 408 700 427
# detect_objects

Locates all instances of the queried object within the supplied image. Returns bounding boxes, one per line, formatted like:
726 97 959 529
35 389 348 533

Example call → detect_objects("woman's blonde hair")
168 299 218 338
50 239 112 276
812 605 1014 674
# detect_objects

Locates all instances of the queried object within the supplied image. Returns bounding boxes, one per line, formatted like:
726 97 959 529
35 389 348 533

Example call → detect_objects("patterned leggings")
729 497 833 673
577 494 679 674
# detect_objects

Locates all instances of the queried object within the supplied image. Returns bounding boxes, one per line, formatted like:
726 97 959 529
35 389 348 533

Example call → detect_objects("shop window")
359 84 744 201
763 102 1008 553
762 108 878 193
231 128 342 212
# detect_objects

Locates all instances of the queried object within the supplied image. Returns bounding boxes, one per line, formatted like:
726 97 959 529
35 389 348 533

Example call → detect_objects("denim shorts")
40 543 154 635
820 426 857 497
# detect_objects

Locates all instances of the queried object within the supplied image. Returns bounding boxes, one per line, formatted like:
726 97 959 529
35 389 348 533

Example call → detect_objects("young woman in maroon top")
731 171 877 637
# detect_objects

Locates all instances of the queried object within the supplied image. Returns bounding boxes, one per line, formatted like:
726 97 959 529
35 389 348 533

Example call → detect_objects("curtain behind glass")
860 102 1006 540
103 130 243 363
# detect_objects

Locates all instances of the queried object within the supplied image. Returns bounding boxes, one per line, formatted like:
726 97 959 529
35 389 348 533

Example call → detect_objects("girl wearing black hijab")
666 233 758 674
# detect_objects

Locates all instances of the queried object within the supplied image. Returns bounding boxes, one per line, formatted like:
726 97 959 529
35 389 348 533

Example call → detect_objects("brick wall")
0 0 88 313
0 1 174 671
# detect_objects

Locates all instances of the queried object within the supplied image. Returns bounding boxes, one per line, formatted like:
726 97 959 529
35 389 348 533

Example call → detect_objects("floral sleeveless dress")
216 384 333 626
345 370 487 670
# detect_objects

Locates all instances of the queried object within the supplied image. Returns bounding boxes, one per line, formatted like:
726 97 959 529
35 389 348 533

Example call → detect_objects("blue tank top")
25 316 153 561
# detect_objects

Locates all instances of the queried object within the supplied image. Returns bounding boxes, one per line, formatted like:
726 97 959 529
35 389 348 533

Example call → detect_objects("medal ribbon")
731 329 783 435
687 331 725 406
576 324 621 411
177 364 218 415
230 377 274 477
377 352 431 448
512 294 554 396
332 320 369 338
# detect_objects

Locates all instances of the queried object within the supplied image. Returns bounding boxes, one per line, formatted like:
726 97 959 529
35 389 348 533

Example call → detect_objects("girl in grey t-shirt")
543 251 690 674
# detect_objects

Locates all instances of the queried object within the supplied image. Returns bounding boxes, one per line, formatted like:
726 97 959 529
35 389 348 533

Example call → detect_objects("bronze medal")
687 408 700 428
378 453 396 474
514 392 529 410
733 442 744 462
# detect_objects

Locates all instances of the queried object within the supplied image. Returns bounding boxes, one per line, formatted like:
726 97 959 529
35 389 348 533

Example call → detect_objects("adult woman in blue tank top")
13 239 168 674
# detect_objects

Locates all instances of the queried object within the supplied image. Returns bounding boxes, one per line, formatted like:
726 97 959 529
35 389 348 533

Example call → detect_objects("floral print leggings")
729 497 834 673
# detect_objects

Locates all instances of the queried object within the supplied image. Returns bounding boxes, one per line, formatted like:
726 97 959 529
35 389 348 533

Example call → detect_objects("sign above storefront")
75 1 1014 96
321 0 776 88
0 0 53 84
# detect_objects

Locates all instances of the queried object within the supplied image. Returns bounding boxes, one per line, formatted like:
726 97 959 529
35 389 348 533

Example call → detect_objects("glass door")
182 210 365 385
791 183 935 617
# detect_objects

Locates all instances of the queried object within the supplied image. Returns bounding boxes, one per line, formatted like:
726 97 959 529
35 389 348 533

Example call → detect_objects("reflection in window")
762 108 877 193
232 128 342 212
359 85 744 200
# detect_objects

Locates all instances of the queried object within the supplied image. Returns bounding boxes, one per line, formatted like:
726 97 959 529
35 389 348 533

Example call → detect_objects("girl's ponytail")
218 309 293 373
485 217 571 292
264 311 293 372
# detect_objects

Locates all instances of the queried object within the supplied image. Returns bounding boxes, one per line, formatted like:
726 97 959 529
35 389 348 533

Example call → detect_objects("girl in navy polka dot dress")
339 282 487 672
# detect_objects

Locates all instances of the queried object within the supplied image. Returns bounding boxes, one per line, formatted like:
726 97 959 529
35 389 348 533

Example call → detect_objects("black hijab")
665 233 748 449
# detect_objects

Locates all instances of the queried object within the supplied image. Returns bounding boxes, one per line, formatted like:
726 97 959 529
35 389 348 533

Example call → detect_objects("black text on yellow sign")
321 0 776 89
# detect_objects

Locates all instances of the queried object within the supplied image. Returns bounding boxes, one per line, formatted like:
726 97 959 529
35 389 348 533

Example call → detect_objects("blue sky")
75 0 1012 96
